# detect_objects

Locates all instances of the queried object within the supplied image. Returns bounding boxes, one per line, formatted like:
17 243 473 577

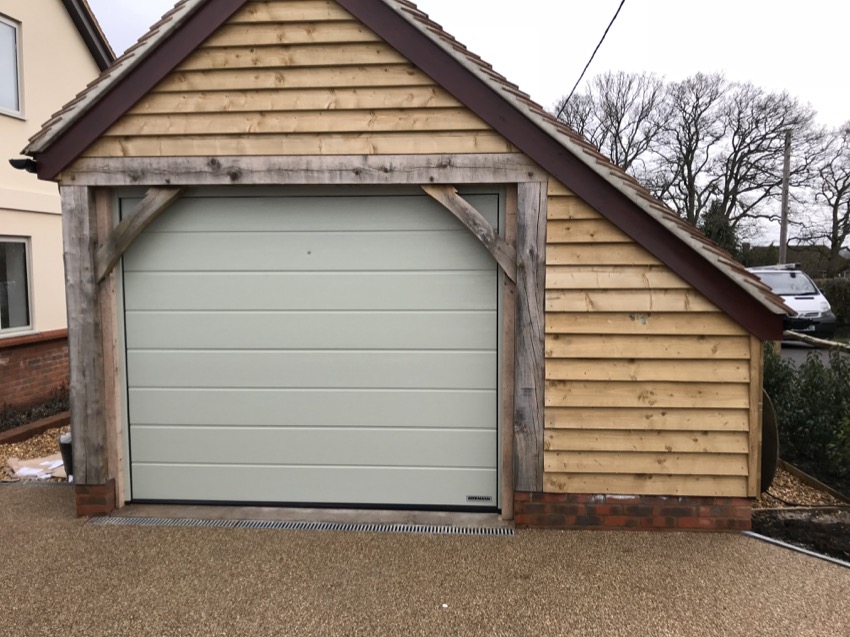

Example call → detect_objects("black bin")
59 437 73 481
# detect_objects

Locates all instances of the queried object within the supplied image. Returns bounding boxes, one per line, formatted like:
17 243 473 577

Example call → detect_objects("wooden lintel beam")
94 187 183 282
60 154 546 186
421 184 517 283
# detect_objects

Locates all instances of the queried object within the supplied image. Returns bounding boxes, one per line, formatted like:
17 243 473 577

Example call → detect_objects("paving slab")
2 484 848 637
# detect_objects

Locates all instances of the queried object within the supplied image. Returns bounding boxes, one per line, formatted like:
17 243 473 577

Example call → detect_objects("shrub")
815 277 850 326
763 344 850 490
828 417 850 482
0 385 69 435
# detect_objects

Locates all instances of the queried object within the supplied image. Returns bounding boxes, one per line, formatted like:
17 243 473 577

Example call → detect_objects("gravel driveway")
2 485 848 637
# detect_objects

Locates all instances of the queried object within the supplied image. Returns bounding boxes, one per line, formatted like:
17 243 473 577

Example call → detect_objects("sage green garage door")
122 190 500 508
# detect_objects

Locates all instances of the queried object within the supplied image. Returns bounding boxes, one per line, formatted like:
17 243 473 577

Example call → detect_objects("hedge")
815 277 850 326
763 344 850 493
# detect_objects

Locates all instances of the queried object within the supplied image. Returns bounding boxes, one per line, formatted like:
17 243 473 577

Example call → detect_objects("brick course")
514 492 752 531
75 479 117 517
0 330 69 409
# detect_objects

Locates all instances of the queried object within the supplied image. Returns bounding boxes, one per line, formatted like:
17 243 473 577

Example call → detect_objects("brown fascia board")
61 0 115 71
337 0 783 341
35 0 249 181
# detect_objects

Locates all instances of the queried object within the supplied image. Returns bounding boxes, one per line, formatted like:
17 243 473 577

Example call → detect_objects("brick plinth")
514 492 752 531
0 330 69 409
76 479 117 517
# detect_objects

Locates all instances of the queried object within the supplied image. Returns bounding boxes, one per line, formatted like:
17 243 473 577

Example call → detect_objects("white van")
747 265 837 339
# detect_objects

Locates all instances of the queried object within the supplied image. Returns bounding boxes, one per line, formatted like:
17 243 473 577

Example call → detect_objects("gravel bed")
0 426 69 483
755 468 847 508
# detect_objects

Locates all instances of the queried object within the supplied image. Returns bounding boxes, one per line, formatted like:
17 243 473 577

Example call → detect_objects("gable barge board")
336 0 782 342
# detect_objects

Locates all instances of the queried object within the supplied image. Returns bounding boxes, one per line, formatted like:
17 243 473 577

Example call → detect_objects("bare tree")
710 83 822 230
555 71 668 173
648 73 728 226
794 124 850 275
554 72 828 254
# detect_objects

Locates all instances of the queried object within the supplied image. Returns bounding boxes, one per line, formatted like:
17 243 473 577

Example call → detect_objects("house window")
0 15 22 116
0 238 31 332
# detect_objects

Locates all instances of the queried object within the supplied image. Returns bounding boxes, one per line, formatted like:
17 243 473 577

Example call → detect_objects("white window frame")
0 14 23 119
0 236 33 335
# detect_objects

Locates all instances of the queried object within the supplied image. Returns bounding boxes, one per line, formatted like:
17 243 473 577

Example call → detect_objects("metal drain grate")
89 516 514 536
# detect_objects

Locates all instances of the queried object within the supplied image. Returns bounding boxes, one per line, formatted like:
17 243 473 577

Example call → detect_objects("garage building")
23 0 787 528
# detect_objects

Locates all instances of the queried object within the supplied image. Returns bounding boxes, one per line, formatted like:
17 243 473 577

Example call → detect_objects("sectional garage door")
122 190 500 508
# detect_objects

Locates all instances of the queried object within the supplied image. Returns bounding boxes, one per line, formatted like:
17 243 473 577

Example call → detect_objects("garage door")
122 190 500 508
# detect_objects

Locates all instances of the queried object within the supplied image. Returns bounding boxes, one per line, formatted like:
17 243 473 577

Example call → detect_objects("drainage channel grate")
89 516 514 536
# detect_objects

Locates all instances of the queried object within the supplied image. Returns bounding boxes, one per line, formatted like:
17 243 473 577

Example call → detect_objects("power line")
556 0 627 120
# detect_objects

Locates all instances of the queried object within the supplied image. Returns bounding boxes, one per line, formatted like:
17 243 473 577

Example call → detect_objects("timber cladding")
543 179 758 499
81 0 518 158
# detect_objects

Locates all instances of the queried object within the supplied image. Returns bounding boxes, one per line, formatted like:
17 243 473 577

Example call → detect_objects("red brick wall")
514 493 752 531
76 480 117 517
0 330 69 409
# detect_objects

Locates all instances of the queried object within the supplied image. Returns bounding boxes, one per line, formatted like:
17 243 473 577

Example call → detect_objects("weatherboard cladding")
25 0 786 341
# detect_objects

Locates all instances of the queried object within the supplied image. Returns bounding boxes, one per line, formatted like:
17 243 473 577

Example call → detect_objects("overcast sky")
88 0 849 129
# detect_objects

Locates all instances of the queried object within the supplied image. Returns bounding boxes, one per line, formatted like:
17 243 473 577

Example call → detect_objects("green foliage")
815 277 850 326
828 417 850 481
698 200 740 258
763 345 850 487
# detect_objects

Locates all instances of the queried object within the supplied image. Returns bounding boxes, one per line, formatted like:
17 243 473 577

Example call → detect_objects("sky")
88 0 849 128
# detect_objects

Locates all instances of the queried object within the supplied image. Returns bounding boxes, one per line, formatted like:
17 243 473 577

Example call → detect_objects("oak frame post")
514 182 547 492
95 189 125 505
61 186 108 485
500 187 518 519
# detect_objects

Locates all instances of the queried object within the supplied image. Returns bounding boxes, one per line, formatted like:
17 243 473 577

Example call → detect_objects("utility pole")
778 129 791 264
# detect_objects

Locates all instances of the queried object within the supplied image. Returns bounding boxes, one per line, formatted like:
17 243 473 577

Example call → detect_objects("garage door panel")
124 192 500 508
131 426 497 468
129 389 497 429
123 230 495 273
127 351 497 389
130 464 498 507
123 271 498 311
135 194 500 233
125 311 497 350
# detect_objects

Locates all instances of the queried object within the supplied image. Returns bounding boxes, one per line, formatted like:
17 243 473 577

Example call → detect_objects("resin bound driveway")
2 485 848 637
